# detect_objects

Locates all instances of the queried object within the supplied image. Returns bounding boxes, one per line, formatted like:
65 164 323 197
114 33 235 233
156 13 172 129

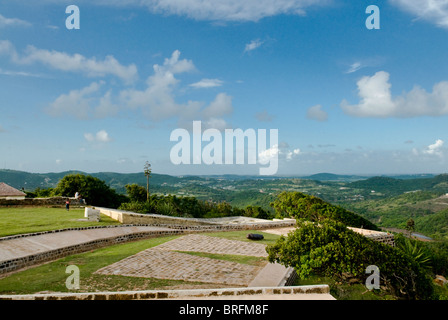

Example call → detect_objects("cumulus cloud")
255 110 276 122
190 78 224 88
341 71 448 118
46 82 102 119
390 0 448 29
0 14 31 28
140 0 331 22
306 104 328 121
0 40 137 83
120 50 233 129
423 139 444 156
244 39 264 53
258 144 300 163
45 50 233 129
84 130 112 143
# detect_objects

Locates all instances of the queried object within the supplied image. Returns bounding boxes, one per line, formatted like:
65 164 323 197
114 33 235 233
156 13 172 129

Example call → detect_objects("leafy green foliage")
270 191 378 230
266 220 434 299
52 174 127 208
395 234 432 272
124 184 147 203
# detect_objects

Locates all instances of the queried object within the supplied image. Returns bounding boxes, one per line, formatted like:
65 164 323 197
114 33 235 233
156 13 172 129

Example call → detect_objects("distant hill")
348 174 448 195
0 169 184 194
300 173 367 181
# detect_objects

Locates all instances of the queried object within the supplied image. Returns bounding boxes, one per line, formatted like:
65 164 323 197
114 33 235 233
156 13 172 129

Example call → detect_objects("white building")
0 182 26 200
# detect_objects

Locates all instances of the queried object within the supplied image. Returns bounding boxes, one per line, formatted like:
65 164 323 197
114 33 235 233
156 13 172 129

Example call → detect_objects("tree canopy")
266 219 434 299
270 191 379 230
53 174 125 208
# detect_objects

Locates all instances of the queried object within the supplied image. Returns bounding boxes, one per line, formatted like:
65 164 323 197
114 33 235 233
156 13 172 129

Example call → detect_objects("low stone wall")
0 197 84 208
348 227 395 246
96 207 216 226
0 228 186 275
0 285 331 300
96 207 297 230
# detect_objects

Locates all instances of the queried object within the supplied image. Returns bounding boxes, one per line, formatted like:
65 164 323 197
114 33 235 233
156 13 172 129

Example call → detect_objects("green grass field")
0 207 121 237
0 207 403 299
0 230 278 295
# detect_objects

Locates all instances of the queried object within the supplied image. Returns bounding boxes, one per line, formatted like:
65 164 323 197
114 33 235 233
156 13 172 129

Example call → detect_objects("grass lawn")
0 230 279 295
0 207 121 237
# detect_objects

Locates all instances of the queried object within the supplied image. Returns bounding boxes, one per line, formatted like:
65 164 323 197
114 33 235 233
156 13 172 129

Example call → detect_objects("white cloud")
0 14 31 28
0 40 15 56
286 148 301 160
259 144 300 163
94 91 120 118
55 159 62 165
341 71 448 118
140 0 331 22
190 78 224 88
202 92 233 119
45 50 233 128
306 104 328 121
345 62 362 74
390 0 448 29
244 39 264 53
0 40 137 83
255 110 276 122
423 139 444 156
46 82 102 119
120 50 233 128
259 144 280 163
0 67 43 78
84 130 112 143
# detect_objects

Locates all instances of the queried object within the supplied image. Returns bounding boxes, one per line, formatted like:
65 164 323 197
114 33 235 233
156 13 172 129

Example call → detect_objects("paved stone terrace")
154 234 268 257
95 234 268 286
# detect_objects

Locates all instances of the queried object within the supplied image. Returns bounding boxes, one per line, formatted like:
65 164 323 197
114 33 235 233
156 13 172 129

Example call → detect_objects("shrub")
53 174 126 208
266 220 434 299
270 191 379 230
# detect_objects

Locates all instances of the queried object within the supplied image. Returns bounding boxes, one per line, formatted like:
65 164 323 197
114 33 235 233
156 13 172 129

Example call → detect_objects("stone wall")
348 227 395 246
0 285 331 300
0 227 185 275
96 207 297 230
0 197 84 208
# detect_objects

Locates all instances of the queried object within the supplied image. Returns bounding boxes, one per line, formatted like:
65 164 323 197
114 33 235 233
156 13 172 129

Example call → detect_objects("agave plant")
397 238 432 272
156 202 177 216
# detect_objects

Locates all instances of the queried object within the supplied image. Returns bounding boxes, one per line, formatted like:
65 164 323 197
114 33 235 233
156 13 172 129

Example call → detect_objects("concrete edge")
0 285 331 300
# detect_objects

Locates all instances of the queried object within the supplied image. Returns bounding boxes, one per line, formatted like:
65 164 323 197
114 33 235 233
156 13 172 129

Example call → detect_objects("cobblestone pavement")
95 234 268 286
154 234 268 257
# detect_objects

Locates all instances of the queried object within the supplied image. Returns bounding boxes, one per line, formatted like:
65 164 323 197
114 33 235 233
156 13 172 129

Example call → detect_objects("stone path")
95 234 268 286
154 234 268 257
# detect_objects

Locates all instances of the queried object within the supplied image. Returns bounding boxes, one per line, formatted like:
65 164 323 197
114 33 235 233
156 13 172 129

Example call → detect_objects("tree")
266 219 434 299
406 218 415 238
53 174 124 208
143 161 152 202
270 191 379 230
125 184 147 203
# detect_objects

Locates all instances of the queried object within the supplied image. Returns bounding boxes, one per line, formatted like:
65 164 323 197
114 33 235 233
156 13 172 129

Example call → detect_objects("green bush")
124 184 147 203
53 174 127 208
118 201 154 213
155 202 177 216
266 220 434 300
270 191 379 230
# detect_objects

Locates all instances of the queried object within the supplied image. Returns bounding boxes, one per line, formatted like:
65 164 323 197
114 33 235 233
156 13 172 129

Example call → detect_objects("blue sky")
1 0 448 176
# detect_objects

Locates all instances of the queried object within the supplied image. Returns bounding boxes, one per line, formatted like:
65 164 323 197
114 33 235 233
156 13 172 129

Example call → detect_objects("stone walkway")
154 234 268 257
95 234 268 286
